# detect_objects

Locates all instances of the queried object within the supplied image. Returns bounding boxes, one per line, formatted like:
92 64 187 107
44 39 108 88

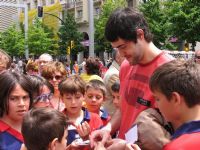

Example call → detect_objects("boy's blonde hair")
86 79 106 98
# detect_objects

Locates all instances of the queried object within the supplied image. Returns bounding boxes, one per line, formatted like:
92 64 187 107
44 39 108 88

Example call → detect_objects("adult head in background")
194 49 200 64
80 57 103 83
103 49 124 116
38 53 53 73
0 49 12 73
21 107 68 150
90 7 174 149
41 61 67 111
0 71 33 150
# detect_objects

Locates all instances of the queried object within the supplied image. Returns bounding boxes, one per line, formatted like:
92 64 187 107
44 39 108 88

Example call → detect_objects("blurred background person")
41 61 67 111
80 57 103 83
37 53 53 74
0 49 12 73
25 60 39 75
103 49 124 116
195 49 200 64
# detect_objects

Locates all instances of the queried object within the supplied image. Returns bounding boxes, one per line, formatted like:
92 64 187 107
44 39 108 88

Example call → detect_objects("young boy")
85 79 111 125
59 76 103 145
21 107 69 150
111 80 120 108
149 59 200 149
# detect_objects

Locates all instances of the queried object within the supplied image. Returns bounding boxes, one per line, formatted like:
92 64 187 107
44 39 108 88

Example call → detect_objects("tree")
28 18 53 56
0 25 25 56
94 0 127 53
58 13 84 56
164 0 200 51
139 0 177 50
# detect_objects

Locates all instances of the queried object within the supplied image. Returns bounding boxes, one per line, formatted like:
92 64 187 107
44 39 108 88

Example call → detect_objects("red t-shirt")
163 132 200 150
118 52 173 139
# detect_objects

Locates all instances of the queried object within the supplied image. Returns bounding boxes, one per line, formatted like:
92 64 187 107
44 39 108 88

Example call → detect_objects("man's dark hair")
105 7 153 43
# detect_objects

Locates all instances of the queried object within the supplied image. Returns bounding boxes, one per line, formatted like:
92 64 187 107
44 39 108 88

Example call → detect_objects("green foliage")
139 0 200 50
58 13 84 56
28 18 53 56
139 0 174 49
94 0 127 53
0 25 25 56
164 0 200 50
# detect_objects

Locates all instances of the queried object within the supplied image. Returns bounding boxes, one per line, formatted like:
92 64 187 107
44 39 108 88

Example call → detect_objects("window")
95 7 100 15
77 9 82 18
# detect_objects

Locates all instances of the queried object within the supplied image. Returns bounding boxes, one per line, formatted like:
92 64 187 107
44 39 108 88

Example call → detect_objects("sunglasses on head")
195 55 200 59
34 93 53 103
45 75 63 81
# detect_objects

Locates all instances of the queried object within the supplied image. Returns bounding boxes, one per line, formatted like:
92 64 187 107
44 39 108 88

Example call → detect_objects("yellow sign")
67 46 71 55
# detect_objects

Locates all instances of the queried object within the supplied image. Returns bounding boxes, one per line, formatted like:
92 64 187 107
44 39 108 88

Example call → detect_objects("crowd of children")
1 6 200 150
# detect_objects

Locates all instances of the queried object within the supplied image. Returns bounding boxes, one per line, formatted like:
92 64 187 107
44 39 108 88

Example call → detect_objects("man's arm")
103 108 121 134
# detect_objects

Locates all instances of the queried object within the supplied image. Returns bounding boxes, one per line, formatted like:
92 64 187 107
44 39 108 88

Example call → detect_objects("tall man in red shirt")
90 7 173 147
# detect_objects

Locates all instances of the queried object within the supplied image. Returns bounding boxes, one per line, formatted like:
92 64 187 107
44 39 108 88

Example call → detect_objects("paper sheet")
125 124 138 143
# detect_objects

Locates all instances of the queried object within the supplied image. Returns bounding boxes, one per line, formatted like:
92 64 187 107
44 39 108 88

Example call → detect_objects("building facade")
0 0 20 32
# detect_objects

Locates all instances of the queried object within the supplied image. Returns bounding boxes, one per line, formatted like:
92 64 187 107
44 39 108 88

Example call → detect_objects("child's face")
6 84 30 122
85 88 104 113
111 91 120 108
33 85 53 108
61 92 84 116
153 90 175 123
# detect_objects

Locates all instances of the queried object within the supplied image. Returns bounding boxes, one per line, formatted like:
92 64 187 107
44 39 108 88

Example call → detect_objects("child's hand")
76 121 91 140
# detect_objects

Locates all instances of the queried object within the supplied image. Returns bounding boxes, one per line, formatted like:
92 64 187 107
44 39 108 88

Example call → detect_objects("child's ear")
49 138 58 150
171 92 182 106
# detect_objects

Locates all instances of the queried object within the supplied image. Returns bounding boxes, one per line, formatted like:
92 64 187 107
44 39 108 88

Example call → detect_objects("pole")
88 0 94 57
24 4 29 59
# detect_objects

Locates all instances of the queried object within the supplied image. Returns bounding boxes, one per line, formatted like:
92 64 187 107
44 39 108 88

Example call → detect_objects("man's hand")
89 129 111 148
125 143 141 150
105 138 126 150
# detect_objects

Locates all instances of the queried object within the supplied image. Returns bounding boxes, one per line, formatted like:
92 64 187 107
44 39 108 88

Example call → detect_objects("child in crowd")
26 60 39 76
59 75 103 145
111 59 200 150
149 59 200 149
85 79 110 125
0 71 33 150
21 107 69 150
110 80 121 108
29 75 54 108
